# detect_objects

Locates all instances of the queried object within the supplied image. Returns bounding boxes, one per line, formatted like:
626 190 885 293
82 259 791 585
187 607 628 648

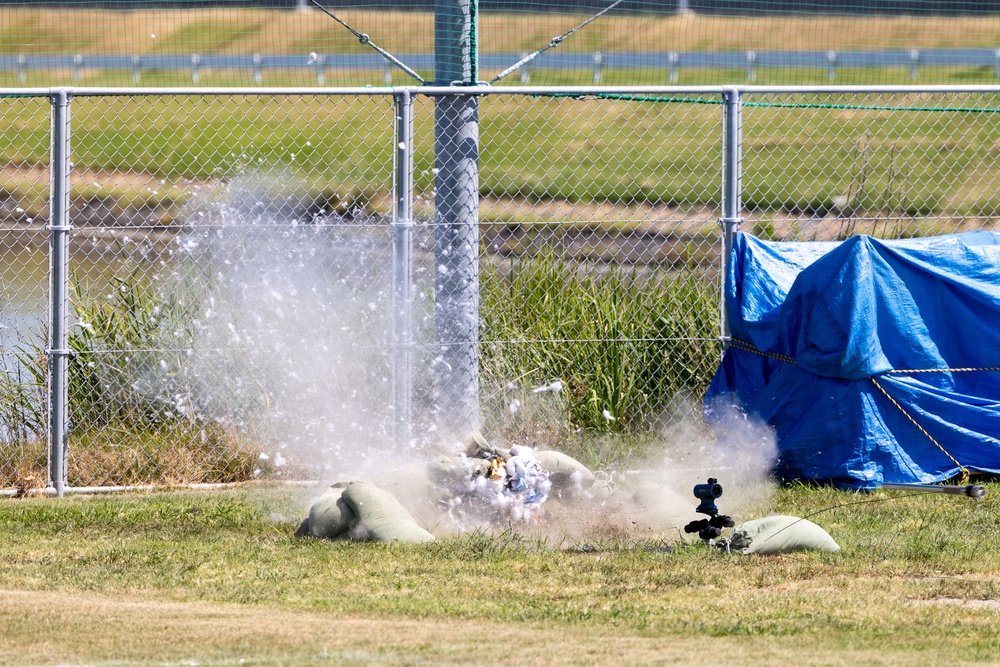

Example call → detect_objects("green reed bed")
480 251 718 439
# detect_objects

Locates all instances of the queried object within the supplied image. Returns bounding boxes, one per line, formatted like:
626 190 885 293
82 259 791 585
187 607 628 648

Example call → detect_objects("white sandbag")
307 483 356 540
723 515 840 555
534 450 596 491
341 481 435 543
427 455 492 487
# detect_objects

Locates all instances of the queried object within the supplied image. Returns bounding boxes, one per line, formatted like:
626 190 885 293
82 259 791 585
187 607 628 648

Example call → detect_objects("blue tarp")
705 231 1000 489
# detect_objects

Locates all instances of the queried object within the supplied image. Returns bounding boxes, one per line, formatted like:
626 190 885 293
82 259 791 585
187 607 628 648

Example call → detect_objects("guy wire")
308 0 426 84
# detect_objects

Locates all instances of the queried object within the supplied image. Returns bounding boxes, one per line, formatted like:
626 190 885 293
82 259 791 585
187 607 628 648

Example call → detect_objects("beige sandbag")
427 456 493 487
534 450 596 490
341 481 435 543
723 515 840 555
307 483 356 540
293 518 311 538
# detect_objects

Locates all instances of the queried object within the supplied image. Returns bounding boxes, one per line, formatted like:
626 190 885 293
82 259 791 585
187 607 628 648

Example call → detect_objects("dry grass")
0 588 980 667
1 486 999 666
1 8 999 56
0 424 262 491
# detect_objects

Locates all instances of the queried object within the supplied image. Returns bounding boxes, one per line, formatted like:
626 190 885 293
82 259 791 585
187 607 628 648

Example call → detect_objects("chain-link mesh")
53 93 396 487
741 92 1000 241
0 96 50 491
6 87 1000 491
463 93 723 464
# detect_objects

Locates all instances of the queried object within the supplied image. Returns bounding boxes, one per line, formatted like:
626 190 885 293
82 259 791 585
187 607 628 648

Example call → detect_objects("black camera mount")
683 477 735 542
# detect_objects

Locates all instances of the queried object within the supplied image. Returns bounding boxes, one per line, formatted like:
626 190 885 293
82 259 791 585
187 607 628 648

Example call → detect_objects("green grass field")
1 484 998 665
2 8 1000 66
3 89 1000 228
4 7 1000 90
1 13 999 661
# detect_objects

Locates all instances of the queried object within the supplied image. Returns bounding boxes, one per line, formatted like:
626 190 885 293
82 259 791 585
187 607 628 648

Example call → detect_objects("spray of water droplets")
151 172 780 541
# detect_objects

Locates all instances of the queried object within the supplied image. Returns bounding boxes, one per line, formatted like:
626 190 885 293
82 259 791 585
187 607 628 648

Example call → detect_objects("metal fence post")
48 88 72 498
314 53 325 85
434 0 481 439
252 54 263 84
720 86 743 351
191 54 202 84
392 90 414 448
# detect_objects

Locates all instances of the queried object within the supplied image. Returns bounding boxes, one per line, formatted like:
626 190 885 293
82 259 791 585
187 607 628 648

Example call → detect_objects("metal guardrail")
5 48 1000 84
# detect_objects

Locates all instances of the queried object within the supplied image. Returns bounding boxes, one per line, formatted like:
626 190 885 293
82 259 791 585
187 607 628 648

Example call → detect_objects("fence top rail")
5 84 1000 98
418 84 1000 95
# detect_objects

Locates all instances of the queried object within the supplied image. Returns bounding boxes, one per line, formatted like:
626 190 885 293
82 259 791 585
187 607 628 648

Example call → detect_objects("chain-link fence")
3 85 1000 495
741 91 1000 240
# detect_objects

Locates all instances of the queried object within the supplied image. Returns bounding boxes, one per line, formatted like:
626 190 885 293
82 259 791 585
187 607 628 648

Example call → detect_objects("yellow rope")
885 366 1000 373
868 376 970 483
728 338 972 482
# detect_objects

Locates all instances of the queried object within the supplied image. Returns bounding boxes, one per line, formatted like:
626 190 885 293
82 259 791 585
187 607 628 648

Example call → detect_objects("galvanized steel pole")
433 0 480 438
719 87 743 349
392 91 414 448
48 88 72 498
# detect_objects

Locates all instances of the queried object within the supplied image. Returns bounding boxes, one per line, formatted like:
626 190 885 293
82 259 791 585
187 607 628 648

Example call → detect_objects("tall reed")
479 250 719 436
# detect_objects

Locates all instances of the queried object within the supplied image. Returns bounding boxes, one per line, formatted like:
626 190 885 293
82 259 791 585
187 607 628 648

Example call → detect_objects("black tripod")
683 478 735 542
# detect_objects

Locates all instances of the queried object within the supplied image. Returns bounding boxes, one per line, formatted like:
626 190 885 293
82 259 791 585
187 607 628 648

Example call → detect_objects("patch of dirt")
5 165 997 268
0 588 975 667
910 597 1000 611
1 164 170 194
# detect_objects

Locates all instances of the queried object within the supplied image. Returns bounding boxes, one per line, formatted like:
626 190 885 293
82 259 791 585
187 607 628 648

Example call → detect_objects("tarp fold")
705 231 1000 488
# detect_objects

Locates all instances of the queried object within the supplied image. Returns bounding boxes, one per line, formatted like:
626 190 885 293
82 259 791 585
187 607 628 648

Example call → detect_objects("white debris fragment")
445 443 552 527
532 380 563 394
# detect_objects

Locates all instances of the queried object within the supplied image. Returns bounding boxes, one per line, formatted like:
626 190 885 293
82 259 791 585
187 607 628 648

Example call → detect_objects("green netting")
2 1 1000 88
